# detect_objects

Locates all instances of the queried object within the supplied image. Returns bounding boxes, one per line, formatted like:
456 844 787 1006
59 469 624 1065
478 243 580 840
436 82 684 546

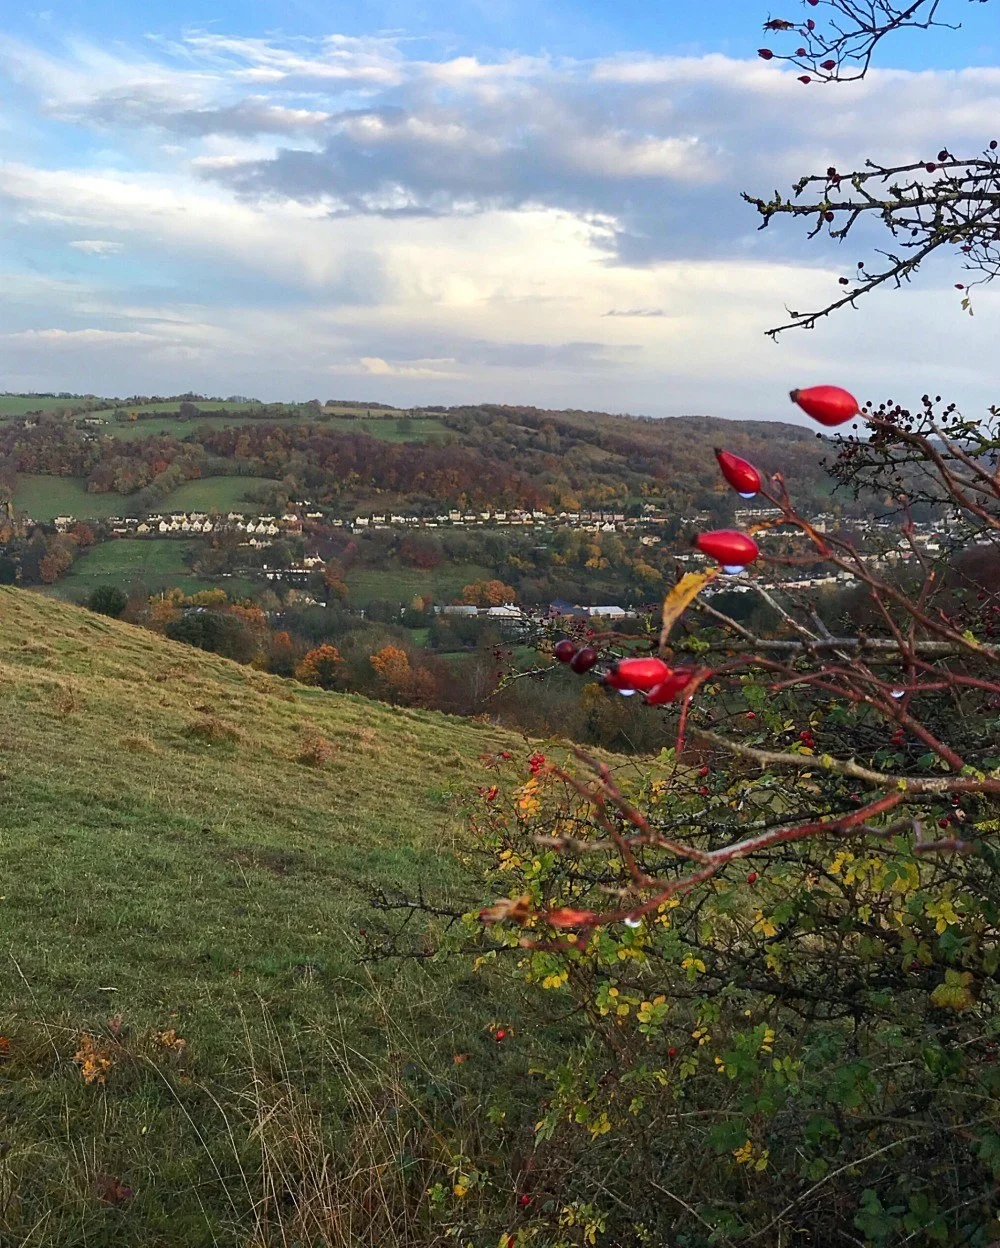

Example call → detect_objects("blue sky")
1 1 999 420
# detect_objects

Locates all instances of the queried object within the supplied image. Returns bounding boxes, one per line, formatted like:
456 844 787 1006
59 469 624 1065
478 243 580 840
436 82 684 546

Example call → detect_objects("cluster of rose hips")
550 385 860 706
552 638 599 674
553 641 695 705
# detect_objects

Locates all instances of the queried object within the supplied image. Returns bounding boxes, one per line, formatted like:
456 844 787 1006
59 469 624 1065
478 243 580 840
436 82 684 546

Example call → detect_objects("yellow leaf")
660 570 719 648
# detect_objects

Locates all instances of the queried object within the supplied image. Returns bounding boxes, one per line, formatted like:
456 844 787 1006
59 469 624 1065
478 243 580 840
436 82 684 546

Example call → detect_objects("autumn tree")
370 644 411 687
461 578 518 607
294 643 343 689
370 644 437 707
322 560 349 602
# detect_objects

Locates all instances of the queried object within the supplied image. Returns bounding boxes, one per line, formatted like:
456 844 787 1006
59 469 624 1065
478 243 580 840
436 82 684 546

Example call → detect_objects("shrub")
86 585 128 618
166 610 259 664
297 730 336 767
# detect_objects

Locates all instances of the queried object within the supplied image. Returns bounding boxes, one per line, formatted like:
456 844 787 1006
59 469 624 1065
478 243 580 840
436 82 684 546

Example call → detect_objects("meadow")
346 562 496 607
0 587 529 1246
13 474 276 521
45 538 258 602
103 411 448 443
0 394 98 417
12 475 125 522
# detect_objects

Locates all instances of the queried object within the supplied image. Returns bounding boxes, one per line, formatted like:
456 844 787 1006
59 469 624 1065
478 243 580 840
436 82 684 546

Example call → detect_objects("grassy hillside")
0 588 530 1246
13 473 275 521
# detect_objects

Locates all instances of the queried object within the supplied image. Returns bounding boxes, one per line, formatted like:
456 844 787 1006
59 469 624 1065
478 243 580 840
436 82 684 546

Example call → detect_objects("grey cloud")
58 87 332 137
604 308 666 317
178 54 1000 265
18 35 1000 269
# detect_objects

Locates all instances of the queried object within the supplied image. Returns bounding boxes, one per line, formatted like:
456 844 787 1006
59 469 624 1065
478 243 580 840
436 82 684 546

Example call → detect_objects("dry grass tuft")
296 730 337 767
119 733 160 754
184 716 245 745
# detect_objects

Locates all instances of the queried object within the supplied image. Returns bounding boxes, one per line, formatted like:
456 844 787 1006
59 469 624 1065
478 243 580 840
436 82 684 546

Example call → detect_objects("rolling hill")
0 586 534 1246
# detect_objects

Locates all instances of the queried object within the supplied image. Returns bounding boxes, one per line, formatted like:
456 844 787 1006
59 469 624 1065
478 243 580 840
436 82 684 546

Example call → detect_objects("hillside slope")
0 587 515 1000
0 587 528 1245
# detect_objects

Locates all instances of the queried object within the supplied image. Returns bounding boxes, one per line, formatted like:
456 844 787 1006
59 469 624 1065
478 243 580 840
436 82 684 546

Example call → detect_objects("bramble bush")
369 393 1000 1245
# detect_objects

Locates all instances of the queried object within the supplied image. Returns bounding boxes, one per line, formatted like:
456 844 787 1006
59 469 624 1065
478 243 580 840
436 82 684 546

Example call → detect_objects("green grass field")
347 562 496 607
104 412 447 443
45 539 257 602
324 416 448 442
102 412 309 441
0 394 98 416
13 474 276 522
0 587 528 1246
89 401 262 421
12 475 125 522
157 475 276 512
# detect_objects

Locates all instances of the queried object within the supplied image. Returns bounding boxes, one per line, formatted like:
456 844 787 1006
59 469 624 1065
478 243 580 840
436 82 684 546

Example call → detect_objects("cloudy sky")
1 1 999 421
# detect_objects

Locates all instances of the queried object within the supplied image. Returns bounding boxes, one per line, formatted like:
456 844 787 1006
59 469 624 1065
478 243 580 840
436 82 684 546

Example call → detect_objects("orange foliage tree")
461 578 517 607
370 644 436 707
294 644 343 689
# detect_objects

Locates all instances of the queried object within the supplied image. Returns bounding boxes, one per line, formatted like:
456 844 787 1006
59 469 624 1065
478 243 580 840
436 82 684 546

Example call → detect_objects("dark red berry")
553 639 577 663
747 871 758 884
570 646 598 674
758 48 774 60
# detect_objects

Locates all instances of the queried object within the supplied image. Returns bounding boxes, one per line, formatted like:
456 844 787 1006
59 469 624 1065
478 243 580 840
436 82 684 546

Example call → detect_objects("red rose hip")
714 448 761 498
695 529 760 573
646 668 694 704
553 639 577 663
606 656 672 693
790 385 860 427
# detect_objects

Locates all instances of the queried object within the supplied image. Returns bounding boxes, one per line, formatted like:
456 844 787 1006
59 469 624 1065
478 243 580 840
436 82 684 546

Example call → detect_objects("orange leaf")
479 894 534 925
660 570 719 649
548 907 597 928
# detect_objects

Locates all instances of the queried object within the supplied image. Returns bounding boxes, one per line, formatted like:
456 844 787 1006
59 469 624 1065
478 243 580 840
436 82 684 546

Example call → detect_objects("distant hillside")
1 393 840 522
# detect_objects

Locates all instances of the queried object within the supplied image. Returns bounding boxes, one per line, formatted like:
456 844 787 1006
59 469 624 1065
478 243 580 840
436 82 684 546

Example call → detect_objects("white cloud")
68 239 123 255
2 328 162 347
328 356 466 379
0 30 998 417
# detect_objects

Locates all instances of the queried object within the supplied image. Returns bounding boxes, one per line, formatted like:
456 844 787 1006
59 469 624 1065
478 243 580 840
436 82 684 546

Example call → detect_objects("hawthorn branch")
744 150 1000 336
759 0 982 83
691 727 1000 795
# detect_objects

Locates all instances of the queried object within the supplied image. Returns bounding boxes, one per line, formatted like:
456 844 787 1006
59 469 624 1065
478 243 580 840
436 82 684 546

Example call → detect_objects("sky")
1 1 999 422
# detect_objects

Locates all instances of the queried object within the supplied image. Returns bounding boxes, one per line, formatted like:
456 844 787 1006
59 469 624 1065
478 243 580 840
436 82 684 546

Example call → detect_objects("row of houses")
51 510 302 537
437 601 633 622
